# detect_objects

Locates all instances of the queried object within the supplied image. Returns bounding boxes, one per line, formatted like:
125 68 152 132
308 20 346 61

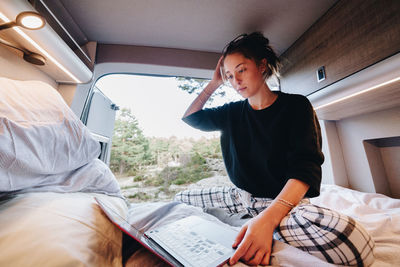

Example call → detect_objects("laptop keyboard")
148 222 232 266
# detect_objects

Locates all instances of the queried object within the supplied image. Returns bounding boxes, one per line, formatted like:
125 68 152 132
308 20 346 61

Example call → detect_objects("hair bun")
247 32 269 45
223 31 279 78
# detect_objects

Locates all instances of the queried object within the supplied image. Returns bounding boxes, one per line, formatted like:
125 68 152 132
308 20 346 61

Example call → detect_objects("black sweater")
182 92 324 198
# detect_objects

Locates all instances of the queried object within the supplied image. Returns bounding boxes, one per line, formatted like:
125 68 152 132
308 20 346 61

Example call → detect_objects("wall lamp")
0 11 46 65
0 37 45 65
0 11 45 31
0 9 86 83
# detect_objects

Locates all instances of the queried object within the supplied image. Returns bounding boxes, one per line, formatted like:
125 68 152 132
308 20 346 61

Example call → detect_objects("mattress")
0 184 398 267
0 192 128 267
124 184 400 267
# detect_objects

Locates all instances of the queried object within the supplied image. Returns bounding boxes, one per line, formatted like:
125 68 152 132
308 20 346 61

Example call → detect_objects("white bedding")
310 184 400 267
0 192 128 267
0 77 128 266
124 184 400 267
0 185 398 267
125 202 336 267
0 77 121 197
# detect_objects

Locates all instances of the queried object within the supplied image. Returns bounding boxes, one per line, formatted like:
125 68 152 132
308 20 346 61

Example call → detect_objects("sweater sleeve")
285 96 324 197
182 104 229 132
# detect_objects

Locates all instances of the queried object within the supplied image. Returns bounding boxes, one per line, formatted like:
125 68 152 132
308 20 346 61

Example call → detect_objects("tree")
110 108 153 175
176 77 225 103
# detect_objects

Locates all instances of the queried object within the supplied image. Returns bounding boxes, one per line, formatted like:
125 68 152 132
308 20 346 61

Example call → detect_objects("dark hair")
222 32 280 80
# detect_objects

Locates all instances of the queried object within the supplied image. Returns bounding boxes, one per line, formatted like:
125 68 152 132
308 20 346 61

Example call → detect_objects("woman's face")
223 53 266 98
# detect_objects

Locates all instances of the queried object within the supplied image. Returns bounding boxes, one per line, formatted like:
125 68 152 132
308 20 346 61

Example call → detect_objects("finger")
232 225 247 248
215 56 224 72
217 55 224 65
261 251 271 266
242 244 259 263
229 237 251 265
246 250 265 266
214 56 225 84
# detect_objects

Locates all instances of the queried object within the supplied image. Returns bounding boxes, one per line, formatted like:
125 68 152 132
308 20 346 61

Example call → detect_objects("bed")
121 184 400 267
0 77 399 267
0 77 128 266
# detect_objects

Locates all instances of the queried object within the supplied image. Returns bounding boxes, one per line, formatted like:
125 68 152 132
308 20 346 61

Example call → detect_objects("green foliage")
120 184 138 190
192 137 222 159
109 108 223 189
128 192 151 201
190 152 206 165
154 152 211 188
176 77 225 103
109 108 154 175
176 77 209 94
133 175 146 182
144 176 164 187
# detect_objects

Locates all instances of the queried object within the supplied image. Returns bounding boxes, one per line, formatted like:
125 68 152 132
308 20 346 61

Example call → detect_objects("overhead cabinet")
279 0 400 96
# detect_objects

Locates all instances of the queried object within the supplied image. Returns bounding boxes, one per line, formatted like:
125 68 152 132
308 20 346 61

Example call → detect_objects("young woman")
175 32 374 266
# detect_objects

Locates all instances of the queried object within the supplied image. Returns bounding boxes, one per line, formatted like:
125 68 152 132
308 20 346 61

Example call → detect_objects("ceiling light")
0 11 82 83
16 11 45 30
314 76 400 110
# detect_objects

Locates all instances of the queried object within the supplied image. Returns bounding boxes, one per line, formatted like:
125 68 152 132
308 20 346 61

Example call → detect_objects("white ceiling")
60 0 337 55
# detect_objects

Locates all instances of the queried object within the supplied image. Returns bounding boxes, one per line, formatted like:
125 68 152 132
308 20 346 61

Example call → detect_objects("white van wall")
58 83 77 107
337 106 400 196
320 120 349 187
0 45 56 87
0 44 79 107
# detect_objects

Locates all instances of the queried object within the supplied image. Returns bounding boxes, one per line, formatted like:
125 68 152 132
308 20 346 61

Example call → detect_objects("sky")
95 74 241 139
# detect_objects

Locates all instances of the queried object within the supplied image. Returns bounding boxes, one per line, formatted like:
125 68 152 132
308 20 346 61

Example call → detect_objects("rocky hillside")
117 158 233 202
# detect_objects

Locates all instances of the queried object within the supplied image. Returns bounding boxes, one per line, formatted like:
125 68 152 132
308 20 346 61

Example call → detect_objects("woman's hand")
228 179 309 265
210 56 224 88
229 209 279 266
183 56 224 117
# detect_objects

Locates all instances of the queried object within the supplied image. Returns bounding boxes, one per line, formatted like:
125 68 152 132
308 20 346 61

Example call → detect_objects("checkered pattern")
174 187 243 213
174 187 375 266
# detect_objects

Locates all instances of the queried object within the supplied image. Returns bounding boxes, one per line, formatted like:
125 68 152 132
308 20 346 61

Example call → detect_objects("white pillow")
0 192 126 267
0 77 100 192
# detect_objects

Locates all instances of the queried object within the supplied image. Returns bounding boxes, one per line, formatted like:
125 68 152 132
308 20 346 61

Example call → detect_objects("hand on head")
211 56 225 87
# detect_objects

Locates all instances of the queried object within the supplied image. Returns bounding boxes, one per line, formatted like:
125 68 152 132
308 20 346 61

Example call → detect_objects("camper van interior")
0 0 399 266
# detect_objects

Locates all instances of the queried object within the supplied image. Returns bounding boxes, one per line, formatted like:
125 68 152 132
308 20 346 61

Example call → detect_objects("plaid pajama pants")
174 186 375 266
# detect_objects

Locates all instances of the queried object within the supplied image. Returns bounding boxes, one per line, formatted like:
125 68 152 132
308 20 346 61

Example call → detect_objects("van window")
96 74 241 202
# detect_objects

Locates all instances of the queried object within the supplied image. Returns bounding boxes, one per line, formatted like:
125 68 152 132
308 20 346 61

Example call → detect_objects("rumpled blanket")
124 184 400 266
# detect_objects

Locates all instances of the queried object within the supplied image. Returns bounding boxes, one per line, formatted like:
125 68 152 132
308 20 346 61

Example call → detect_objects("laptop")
95 197 238 267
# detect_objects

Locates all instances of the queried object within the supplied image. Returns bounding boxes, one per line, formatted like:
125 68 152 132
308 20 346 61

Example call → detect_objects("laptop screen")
95 197 182 266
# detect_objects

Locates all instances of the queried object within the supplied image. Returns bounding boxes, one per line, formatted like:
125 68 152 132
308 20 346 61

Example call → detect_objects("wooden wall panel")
279 0 400 96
